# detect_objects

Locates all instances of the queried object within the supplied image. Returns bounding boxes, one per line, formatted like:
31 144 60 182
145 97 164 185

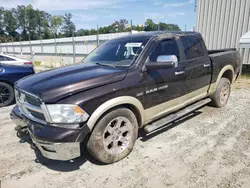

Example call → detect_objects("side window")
0 55 14 61
0 55 5 61
149 39 179 62
180 36 204 60
4 56 14 61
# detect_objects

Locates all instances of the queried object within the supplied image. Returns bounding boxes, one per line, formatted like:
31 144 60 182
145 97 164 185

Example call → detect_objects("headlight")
46 104 89 124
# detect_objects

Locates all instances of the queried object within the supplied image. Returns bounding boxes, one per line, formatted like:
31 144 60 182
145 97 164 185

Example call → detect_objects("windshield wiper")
95 62 116 68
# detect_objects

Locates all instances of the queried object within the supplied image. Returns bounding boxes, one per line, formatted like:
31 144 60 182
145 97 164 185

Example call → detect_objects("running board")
144 98 211 133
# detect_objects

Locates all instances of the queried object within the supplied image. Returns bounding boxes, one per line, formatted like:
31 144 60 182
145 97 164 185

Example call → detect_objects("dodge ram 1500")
11 31 241 163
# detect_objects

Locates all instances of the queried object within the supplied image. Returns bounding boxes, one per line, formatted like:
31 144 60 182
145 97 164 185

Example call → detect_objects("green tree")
50 15 63 37
158 22 168 31
144 19 157 31
166 24 181 31
36 10 51 39
76 29 90 36
111 19 129 32
0 7 5 36
16 5 28 40
43 27 51 39
4 9 18 39
134 24 144 31
26 5 38 40
119 19 128 31
61 13 76 37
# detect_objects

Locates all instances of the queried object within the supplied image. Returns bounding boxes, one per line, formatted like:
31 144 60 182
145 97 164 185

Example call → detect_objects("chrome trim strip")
29 130 81 161
15 87 41 99
41 103 52 123
15 87 48 124
23 102 43 113
18 105 47 125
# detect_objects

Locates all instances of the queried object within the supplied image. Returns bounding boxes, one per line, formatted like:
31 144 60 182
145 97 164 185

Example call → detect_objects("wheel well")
222 70 233 83
0 80 14 87
122 104 142 127
89 103 143 133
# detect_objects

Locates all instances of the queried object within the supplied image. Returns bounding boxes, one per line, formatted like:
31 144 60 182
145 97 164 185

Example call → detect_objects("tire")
210 78 231 108
0 82 14 107
87 108 138 164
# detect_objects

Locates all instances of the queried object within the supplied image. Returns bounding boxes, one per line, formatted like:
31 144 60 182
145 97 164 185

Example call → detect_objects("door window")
0 55 14 61
180 36 204 60
148 39 179 62
4 56 14 61
0 55 5 61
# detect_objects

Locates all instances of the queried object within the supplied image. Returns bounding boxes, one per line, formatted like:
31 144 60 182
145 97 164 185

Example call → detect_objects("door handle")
203 64 211 67
175 71 184 75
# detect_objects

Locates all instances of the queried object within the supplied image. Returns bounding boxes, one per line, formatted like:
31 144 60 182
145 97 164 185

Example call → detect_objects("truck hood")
16 63 127 103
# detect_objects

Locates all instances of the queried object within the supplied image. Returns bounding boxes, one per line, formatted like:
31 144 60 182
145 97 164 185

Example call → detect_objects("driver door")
141 38 186 122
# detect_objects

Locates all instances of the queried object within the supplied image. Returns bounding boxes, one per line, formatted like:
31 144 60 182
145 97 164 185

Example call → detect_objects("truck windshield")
83 39 149 67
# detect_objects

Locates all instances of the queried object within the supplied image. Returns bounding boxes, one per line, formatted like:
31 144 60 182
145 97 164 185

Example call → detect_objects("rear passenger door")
179 35 212 96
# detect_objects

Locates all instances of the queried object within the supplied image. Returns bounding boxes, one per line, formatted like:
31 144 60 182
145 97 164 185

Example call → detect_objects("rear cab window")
180 35 204 60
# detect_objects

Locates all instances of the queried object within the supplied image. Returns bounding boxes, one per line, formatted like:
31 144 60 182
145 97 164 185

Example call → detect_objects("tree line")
0 5 181 43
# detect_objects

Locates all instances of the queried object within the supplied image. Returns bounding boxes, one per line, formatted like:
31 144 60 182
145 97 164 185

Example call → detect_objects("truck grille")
15 88 46 123
25 93 41 107
27 109 46 121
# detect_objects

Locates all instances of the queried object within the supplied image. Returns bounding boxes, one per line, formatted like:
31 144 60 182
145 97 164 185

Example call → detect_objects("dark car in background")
0 63 34 107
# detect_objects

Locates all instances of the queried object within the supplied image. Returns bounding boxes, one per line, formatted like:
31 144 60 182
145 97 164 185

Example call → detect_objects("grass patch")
241 72 250 78
33 61 41 66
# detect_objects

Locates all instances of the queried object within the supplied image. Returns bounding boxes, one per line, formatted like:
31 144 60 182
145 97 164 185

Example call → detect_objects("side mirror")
145 55 178 70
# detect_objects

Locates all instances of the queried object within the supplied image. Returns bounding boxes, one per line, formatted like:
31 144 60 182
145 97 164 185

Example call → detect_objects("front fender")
86 96 145 130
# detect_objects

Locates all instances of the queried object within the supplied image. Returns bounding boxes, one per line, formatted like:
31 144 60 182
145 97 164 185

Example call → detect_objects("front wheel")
210 78 231 108
0 82 15 107
87 108 138 164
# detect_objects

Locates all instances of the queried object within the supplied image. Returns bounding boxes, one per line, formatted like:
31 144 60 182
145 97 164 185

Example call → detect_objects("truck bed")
208 48 236 55
209 49 241 85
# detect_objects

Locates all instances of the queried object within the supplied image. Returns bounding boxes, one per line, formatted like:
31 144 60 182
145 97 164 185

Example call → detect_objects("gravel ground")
1 79 250 188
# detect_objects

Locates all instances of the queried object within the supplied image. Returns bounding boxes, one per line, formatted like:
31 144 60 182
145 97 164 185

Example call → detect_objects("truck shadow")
17 133 105 172
32 149 103 172
138 110 203 142
16 109 203 172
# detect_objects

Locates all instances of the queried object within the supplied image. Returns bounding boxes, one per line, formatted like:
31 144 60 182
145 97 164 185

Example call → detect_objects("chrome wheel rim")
103 116 133 154
220 83 230 105
0 86 11 105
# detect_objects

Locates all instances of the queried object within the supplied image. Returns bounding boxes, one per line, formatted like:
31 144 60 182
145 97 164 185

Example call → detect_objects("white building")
196 0 250 64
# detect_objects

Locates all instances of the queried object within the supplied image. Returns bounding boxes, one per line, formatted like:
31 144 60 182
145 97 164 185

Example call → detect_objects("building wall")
196 0 250 64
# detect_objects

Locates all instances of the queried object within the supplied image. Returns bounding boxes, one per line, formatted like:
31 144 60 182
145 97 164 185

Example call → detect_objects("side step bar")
144 98 211 133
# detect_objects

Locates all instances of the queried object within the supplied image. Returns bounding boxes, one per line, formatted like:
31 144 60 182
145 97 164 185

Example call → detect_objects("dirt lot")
1 79 250 188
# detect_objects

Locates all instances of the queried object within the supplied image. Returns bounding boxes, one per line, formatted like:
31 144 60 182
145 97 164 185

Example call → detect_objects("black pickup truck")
11 31 241 164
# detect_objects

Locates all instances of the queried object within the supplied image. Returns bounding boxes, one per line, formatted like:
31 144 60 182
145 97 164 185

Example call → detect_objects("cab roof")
111 31 201 42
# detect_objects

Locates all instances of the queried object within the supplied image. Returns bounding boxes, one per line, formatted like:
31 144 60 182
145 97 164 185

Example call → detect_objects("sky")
1 0 197 31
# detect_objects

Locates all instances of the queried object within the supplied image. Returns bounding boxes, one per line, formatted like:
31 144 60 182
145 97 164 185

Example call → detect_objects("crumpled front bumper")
10 105 90 161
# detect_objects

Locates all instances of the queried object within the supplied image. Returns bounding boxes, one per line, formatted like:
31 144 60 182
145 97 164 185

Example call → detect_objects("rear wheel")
210 78 231 108
0 82 14 107
87 108 138 164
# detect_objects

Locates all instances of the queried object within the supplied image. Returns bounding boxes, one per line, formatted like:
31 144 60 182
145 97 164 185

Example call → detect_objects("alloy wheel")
220 83 230 105
103 116 133 154
0 85 11 105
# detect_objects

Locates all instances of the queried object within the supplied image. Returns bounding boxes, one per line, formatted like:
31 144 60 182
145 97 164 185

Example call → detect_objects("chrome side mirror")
156 55 178 67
